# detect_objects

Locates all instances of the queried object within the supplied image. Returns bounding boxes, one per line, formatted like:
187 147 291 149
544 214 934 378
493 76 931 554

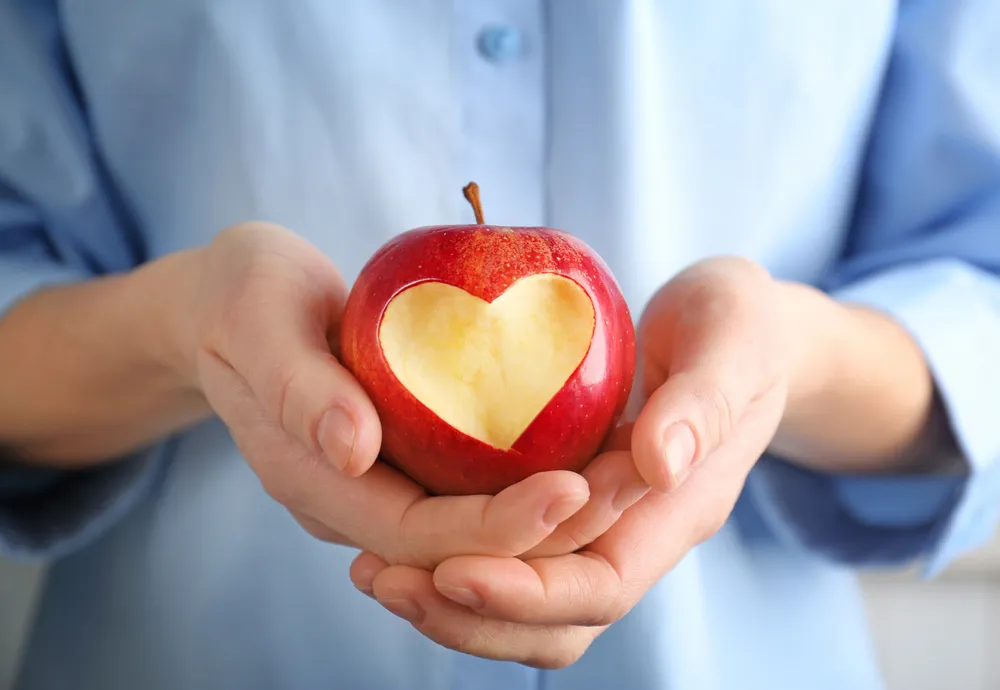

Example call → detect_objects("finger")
350 551 389 596
199 347 403 537
392 470 589 568
434 553 623 626
211 253 381 477
201 353 592 567
289 463 589 569
632 261 783 492
438 400 783 626
630 372 738 491
599 394 783 589
522 451 648 559
253 346 380 479
289 509 360 548
201 341 380 477
371 564 600 670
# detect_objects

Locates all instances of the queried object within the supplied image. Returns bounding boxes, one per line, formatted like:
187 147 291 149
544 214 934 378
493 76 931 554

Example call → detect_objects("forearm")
773 280 949 473
0 250 211 466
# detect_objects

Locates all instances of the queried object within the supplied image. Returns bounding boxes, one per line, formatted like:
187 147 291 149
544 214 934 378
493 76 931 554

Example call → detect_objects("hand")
350 257 789 667
176 223 648 569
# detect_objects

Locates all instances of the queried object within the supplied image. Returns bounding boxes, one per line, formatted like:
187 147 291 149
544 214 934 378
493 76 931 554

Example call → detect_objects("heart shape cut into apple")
378 274 596 449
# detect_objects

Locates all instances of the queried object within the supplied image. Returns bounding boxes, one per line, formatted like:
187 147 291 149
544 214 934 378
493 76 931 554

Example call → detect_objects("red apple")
340 183 635 496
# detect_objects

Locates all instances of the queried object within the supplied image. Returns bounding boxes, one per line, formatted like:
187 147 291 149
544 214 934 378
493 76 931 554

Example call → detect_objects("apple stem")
462 182 485 225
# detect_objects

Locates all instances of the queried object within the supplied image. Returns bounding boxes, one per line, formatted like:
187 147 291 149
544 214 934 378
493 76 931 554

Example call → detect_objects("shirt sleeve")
745 0 1000 577
0 3 168 560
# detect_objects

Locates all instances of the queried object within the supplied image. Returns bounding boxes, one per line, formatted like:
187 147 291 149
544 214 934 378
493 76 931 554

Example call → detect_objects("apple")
339 183 636 496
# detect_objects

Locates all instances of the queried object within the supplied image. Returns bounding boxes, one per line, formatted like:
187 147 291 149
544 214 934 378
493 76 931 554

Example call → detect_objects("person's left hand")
350 257 792 669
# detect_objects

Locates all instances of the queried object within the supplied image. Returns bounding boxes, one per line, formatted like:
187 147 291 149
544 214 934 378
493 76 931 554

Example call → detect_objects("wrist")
769 280 851 464
770 280 938 472
778 281 840 418
130 247 208 397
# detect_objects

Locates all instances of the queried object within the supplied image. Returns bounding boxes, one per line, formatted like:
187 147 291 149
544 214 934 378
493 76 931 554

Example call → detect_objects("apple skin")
340 224 636 496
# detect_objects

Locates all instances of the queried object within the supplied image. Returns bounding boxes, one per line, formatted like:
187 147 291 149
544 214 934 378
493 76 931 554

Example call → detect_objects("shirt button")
476 25 523 62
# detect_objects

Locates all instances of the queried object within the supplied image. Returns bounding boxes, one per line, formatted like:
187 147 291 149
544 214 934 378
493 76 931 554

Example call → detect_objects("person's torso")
14 2 895 688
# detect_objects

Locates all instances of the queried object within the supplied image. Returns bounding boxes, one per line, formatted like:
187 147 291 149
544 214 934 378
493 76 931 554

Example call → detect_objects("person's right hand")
170 223 648 571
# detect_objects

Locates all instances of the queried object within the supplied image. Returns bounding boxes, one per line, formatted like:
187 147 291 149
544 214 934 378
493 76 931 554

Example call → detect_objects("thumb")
631 369 757 492
214 327 383 478
207 266 381 477
629 259 785 493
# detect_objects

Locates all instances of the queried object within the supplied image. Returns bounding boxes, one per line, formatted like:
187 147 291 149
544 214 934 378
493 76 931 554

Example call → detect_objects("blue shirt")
2 1 1000 688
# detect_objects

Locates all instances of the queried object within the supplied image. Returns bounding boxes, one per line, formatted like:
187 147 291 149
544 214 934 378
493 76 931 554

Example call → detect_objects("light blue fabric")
2 1 1000 688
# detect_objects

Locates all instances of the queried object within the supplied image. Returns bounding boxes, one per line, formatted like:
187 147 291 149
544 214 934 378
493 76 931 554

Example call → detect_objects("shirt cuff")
748 259 1000 577
0 444 170 560
0 253 87 316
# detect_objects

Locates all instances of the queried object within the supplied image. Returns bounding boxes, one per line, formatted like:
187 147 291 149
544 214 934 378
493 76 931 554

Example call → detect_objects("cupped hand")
178 223 646 569
351 257 791 667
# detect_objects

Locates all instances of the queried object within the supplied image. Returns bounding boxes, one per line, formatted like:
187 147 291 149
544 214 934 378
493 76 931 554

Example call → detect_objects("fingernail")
542 492 588 528
661 422 696 479
611 483 650 512
437 585 485 610
380 598 425 624
317 406 355 471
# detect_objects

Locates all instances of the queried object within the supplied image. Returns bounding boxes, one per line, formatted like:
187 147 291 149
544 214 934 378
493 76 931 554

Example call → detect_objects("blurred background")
2 529 999 690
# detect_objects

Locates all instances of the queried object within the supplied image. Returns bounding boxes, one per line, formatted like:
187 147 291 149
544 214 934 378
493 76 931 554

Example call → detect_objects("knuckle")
591 597 628 628
263 361 301 429
479 502 511 555
555 526 591 555
210 240 294 335
292 511 349 545
448 620 505 660
717 256 772 287
569 572 609 626
389 496 429 567
480 498 528 557
675 257 772 323
209 278 274 362
524 630 591 670
578 552 628 626
693 381 736 450
702 257 773 298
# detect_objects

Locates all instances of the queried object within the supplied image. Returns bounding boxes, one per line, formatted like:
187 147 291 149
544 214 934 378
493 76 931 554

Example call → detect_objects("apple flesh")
340 218 635 496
